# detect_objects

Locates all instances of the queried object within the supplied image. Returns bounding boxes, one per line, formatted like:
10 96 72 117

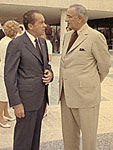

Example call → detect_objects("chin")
41 31 44 35
69 25 72 29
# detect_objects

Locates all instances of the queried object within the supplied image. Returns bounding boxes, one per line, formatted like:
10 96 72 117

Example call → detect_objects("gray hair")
69 4 88 23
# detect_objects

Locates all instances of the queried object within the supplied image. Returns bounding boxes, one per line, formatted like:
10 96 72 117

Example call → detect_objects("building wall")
1 0 113 52
0 0 113 12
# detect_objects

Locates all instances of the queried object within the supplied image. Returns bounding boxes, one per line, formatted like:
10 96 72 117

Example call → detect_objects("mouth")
67 23 70 27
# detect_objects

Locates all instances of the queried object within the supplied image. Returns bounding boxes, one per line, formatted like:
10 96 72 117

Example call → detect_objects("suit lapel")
23 32 43 64
67 32 88 54
38 37 47 66
62 31 72 56
65 25 89 55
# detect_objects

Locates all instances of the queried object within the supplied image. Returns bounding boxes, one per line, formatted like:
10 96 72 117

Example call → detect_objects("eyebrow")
67 14 73 18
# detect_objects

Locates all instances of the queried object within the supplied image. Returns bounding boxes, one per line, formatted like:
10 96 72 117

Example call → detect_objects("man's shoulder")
88 26 103 36
87 26 105 40
7 34 25 49
12 33 25 43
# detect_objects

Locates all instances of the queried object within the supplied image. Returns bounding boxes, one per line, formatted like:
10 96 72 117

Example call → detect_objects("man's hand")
14 104 25 118
42 69 53 85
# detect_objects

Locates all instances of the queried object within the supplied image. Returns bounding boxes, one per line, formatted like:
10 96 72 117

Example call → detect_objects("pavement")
1 52 113 150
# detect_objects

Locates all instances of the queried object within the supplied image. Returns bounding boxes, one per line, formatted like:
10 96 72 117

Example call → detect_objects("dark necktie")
34 39 43 62
67 31 78 52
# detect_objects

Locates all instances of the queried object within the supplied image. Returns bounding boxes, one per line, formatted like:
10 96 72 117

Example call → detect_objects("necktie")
67 31 78 52
34 39 43 62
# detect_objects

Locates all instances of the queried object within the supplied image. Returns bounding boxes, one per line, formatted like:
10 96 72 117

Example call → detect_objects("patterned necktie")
34 39 43 62
67 31 78 52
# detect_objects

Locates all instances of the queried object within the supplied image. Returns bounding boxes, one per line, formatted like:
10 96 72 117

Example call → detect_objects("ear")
78 16 83 23
28 23 33 30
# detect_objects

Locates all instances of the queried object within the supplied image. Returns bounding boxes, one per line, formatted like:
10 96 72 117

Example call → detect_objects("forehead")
67 7 76 16
34 13 45 21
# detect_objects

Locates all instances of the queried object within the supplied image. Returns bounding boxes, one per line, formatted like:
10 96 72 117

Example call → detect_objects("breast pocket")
75 51 88 65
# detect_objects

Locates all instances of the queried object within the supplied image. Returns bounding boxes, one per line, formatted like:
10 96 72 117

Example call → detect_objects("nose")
65 16 69 22
65 19 68 22
43 23 47 28
45 23 47 27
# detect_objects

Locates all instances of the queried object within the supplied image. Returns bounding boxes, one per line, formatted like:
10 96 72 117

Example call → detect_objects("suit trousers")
61 91 100 150
13 96 46 150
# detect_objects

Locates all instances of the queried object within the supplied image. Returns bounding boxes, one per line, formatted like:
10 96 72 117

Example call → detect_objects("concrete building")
0 0 113 51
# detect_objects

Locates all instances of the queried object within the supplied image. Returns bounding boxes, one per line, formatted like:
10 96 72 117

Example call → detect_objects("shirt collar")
26 31 38 47
77 23 87 35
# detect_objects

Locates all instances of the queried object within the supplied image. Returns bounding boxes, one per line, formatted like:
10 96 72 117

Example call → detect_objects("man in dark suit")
0 22 5 40
4 10 53 150
0 29 5 40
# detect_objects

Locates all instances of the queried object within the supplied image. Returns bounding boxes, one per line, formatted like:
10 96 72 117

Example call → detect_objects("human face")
65 7 81 31
28 13 47 38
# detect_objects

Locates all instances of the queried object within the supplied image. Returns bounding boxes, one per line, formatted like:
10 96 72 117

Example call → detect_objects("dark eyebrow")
67 14 73 18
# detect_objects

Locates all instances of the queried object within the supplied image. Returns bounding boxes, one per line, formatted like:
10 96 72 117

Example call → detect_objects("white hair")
69 4 88 23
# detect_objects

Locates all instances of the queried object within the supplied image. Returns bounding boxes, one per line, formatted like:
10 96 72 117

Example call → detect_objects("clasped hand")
42 69 53 85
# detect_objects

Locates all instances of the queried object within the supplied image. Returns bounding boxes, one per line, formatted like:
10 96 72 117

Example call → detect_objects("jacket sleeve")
4 39 22 107
92 32 111 82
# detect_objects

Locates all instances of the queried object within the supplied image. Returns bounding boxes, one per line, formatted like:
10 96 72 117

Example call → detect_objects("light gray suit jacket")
59 24 111 108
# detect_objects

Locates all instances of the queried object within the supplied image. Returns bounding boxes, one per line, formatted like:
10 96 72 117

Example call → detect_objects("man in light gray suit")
59 4 111 150
4 10 53 150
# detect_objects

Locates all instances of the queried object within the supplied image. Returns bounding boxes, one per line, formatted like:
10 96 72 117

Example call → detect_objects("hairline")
69 4 88 23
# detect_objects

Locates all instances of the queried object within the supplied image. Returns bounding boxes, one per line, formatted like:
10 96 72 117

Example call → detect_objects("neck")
27 30 38 39
76 23 86 31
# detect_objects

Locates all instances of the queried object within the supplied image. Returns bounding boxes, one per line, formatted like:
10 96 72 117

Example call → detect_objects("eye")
67 15 73 19
40 21 44 24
